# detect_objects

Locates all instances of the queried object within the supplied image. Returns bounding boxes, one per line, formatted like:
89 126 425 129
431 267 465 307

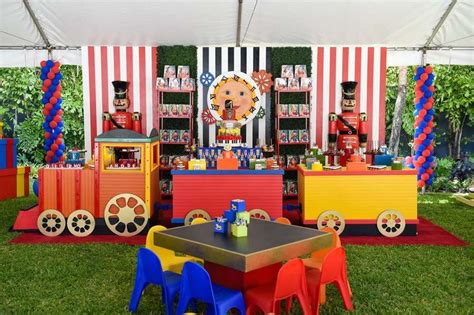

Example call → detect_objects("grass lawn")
0 193 473 314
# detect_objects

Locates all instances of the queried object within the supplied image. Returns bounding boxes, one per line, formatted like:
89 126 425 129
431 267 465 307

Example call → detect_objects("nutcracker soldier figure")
328 81 368 166
102 81 142 133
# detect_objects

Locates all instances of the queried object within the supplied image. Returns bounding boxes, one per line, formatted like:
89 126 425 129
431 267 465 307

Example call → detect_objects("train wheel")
104 193 148 237
184 209 211 226
37 209 66 237
317 211 345 235
377 210 406 237
248 209 271 221
67 210 95 237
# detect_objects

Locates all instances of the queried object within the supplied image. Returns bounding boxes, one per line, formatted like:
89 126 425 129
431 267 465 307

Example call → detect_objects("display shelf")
278 116 310 119
275 88 312 93
278 142 310 145
160 116 192 119
157 88 195 93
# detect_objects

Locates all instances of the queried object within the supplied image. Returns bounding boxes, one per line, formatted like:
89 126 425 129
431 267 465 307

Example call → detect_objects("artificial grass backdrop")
0 194 472 314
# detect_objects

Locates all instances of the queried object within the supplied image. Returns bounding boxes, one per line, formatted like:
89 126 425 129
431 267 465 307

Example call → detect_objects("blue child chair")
129 248 181 314
176 261 246 315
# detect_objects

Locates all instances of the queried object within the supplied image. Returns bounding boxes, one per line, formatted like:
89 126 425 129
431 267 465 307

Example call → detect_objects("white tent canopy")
1 0 473 66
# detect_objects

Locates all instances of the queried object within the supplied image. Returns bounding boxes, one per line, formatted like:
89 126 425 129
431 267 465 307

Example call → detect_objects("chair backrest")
321 227 341 248
274 258 308 300
136 247 164 286
190 217 208 225
180 262 217 307
146 225 179 271
320 247 346 284
274 217 292 225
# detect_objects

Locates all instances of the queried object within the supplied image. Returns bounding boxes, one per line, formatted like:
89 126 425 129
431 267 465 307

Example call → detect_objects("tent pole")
22 0 52 51
424 0 458 47
236 0 243 47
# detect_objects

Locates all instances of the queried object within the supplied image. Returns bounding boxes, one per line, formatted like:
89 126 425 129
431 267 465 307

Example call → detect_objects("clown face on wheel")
328 81 368 166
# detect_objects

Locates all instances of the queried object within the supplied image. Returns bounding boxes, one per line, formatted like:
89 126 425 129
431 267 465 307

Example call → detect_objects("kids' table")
154 219 331 291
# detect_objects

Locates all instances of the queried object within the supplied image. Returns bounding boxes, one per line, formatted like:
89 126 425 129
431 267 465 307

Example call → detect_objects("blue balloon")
423 162 431 168
43 145 49 151
46 139 53 146
428 73 434 80
54 104 61 110
56 98 62 104
427 179 433 186
45 92 52 99
52 156 59 163
419 121 427 129
57 121 64 128
413 75 419 81
427 133 435 140
57 73 63 80
417 67 425 75
427 156 434 162
59 144 65 150
427 109 434 115
425 79 433 86
56 150 63 157
53 78 60 85
423 139 431 146
421 85 428 92
40 74 47 80
46 115 53 122
42 122 49 129
424 115 432 122
419 144 426 151
49 84 57 92
424 91 432 97
416 103 423 110
41 98 48 104
50 109 57 116
46 60 54 67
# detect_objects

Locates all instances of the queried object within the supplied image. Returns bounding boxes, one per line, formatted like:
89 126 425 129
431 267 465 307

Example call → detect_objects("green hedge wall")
270 47 312 156
157 46 198 155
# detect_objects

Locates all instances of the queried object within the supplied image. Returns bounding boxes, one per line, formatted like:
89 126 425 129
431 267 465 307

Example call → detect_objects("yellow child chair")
303 227 351 304
190 217 208 225
145 225 202 274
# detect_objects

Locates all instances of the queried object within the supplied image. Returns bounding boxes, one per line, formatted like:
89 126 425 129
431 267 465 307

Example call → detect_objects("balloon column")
412 66 435 188
40 60 65 164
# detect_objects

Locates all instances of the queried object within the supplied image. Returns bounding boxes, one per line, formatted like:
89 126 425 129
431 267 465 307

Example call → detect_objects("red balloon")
59 156 65 162
427 144 434 151
44 79 52 87
42 86 48 92
53 91 61 98
51 144 58 151
47 72 55 79
423 127 432 134
428 121 434 128
42 109 50 116
50 97 58 104
418 180 425 187
422 150 431 157
54 115 61 122
57 109 63 116
419 109 427 117
415 90 424 98
419 133 427 140
55 138 62 145
44 132 51 139
426 168 434 174
45 103 53 110
429 86 435 93
58 133 63 138
421 173 429 181
57 85 62 92
414 138 422 145
40 60 47 67
420 73 428 80
425 66 433 74
49 121 57 128
424 103 432 110
46 150 54 157
418 156 426 164
45 156 52 163
54 61 60 67
52 66 60 74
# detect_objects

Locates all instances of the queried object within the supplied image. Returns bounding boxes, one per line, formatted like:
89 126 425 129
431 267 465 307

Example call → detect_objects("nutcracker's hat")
225 99 233 110
112 80 129 99
341 81 357 100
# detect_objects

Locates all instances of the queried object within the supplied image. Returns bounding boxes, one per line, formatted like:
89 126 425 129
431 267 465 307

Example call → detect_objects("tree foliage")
0 65 84 165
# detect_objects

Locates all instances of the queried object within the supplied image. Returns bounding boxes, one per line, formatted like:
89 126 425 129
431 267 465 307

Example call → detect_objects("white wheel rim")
248 209 271 221
67 210 95 237
377 210 406 237
104 193 148 236
317 211 346 235
184 209 211 226
37 209 66 237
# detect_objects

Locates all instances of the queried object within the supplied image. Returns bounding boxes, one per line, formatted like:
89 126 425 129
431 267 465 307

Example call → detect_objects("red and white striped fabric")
311 46 387 149
81 46 157 157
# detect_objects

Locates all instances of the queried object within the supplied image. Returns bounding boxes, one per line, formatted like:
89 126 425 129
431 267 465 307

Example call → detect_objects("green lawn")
0 194 472 314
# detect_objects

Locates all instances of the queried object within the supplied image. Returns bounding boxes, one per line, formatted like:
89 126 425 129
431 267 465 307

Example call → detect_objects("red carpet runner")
10 217 468 246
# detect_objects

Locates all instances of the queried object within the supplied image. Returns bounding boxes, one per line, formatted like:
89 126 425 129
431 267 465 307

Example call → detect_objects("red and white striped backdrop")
311 47 387 149
81 46 157 157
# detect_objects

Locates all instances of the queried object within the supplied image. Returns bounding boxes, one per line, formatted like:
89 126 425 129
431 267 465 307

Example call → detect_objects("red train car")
170 169 284 225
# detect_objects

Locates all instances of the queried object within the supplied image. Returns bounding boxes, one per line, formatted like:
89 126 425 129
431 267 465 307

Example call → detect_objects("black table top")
154 219 331 272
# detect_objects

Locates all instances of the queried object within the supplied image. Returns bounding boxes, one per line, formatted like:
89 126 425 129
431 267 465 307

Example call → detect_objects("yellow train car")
297 166 418 237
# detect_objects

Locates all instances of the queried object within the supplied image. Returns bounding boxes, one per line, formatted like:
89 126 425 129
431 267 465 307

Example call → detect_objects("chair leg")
163 289 176 315
296 293 312 315
128 279 147 312
285 296 293 313
176 296 192 315
335 279 354 311
319 284 326 305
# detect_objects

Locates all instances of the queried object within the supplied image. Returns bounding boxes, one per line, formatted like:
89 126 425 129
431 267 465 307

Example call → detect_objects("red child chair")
245 258 312 315
306 247 354 314
274 217 292 225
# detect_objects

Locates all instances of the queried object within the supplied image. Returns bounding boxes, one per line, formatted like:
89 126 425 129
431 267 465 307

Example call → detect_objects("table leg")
204 261 282 291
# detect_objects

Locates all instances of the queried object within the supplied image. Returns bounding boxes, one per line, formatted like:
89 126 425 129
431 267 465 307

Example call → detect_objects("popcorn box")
224 210 236 223
231 224 248 238
231 199 246 212
213 217 228 234
188 159 206 170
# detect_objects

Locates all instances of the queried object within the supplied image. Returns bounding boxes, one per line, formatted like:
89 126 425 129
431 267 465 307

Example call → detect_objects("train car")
297 165 418 237
170 169 284 225
37 129 160 237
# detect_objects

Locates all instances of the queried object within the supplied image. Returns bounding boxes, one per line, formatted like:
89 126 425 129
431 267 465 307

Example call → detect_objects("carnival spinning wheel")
184 209 211 226
37 209 66 236
248 209 271 221
67 210 95 237
377 210 406 237
104 193 148 237
317 210 346 235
